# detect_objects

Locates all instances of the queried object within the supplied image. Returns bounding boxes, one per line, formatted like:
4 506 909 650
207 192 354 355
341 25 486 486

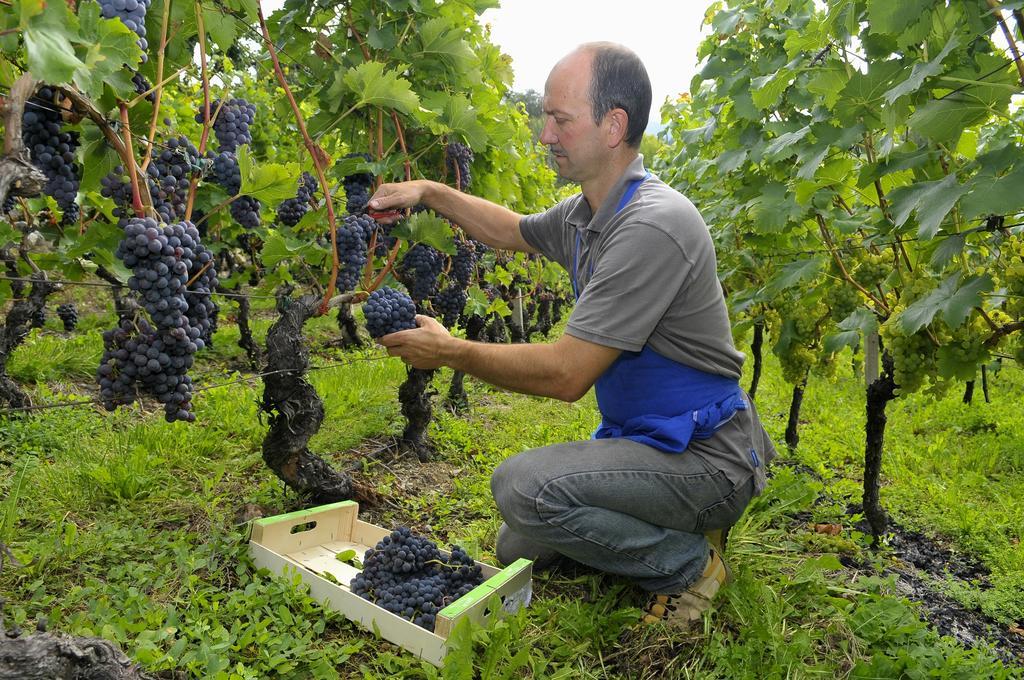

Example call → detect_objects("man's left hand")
377 315 454 370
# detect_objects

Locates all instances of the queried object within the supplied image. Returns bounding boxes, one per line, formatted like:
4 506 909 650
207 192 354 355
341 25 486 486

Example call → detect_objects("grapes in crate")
349 527 484 631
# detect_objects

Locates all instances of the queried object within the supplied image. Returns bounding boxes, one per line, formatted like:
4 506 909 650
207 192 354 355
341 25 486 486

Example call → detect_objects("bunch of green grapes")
827 282 861 322
895 272 937 309
1014 336 1024 366
772 300 827 384
939 315 990 378
1000 236 1024 318
880 317 936 394
851 251 890 289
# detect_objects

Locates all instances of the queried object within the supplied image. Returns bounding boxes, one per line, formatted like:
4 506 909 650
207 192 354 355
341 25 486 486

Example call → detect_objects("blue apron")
574 172 748 454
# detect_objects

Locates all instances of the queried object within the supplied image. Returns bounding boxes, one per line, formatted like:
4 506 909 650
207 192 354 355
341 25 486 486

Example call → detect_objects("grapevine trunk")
260 294 353 503
784 377 806 449
749 320 764 399
864 360 897 543
336 303 363 349
0 271 56 409
398 367 436 462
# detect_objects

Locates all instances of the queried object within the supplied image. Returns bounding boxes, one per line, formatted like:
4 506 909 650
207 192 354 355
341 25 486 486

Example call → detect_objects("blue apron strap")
615 171 650 213
572 171 650 300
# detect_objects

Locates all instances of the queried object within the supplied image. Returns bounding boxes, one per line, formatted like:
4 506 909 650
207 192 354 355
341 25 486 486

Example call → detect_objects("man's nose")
539 117 558 146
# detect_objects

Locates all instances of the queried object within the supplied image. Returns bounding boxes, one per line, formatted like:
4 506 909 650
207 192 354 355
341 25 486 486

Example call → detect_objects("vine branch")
817 214 891 314
60 87 152 211
119 103 146 218
257 4 340 314
140 0 172 171
988 0 1024 87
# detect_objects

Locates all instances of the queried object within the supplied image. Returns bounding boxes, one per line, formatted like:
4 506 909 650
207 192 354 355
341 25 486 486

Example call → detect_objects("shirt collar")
565 155 648 233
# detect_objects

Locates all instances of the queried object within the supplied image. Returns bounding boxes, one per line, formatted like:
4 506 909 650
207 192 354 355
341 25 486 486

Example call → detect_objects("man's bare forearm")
420 181 536 253
442 338 576 401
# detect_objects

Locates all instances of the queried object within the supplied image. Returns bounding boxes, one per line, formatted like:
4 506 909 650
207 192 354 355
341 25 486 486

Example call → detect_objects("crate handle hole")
290 521 317 534
483 595 508 618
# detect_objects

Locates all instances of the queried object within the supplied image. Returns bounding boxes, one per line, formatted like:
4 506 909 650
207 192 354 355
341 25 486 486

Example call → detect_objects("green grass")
752 352 1024 626
0 314 1020 679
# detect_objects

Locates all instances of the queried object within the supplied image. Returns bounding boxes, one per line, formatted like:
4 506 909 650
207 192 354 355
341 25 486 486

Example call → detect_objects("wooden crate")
248 501 533 666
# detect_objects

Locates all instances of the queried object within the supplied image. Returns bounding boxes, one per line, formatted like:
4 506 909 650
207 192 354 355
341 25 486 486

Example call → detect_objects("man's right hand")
367 181 431 224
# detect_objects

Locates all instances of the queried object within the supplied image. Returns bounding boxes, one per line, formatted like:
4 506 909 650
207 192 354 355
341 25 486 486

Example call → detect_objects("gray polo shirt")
519 156 777 492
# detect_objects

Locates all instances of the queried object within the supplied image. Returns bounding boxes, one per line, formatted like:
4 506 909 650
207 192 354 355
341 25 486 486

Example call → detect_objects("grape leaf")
391 212 455 255
806 64 850 109
887 174 966 239
825 309 878 354
261 231 327 268
959 164 1024 220
763 257 824 296
929 234 965 268
765 126 811 160
23 2 83 85
907 54 1017 144
421 92 487 150
413 17 477 76
203 8 238 53
74 2 140 96
242 163 300 203
745 182 803 232
751 68 794 110
882 36 959 104
334 61 420 117
936 344 987 381
465 285 490 317
898 274 993 334
867 0 933 36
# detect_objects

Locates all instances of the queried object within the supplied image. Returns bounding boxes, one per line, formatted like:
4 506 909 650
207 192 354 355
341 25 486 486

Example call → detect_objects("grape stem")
119 102 145 218
185 259 213 288
257 4 340 315
140 0 172 171
185 1 212 222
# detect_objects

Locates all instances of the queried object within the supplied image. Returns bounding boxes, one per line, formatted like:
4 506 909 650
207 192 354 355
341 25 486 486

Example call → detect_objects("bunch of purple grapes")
98 0 152 60
230 195 262 230
150 136 201 222
98 217 211 422
22 88 80 223
335 214 373 292
56 303 78 332
277 172 318 226
341 152 373 214
195 98 256 152
445 142 473 191
184 241 218 346
211 151 241 195
100 137 201 223
361 287 417 338
349 527 484 632
399 244 443 302
97 315 197 423
450 239 477 288
432 285 467 327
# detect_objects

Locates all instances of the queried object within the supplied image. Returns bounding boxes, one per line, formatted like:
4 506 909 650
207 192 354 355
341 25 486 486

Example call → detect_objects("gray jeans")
490 439 755 593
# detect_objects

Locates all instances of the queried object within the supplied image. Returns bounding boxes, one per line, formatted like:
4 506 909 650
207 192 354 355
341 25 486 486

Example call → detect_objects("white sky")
480 1 711 131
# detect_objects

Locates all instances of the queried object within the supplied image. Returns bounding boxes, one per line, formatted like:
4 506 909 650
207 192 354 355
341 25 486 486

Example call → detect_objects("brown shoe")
641 548 731 629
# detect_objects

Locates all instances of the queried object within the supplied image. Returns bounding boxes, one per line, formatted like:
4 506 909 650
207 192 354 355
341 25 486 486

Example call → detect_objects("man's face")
540 51 606 184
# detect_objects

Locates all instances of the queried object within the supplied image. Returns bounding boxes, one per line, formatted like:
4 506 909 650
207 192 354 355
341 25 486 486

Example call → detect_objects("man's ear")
606 108 629 148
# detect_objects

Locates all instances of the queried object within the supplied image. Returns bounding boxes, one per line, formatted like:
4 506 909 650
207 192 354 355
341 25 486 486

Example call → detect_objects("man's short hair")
583 42 652 148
